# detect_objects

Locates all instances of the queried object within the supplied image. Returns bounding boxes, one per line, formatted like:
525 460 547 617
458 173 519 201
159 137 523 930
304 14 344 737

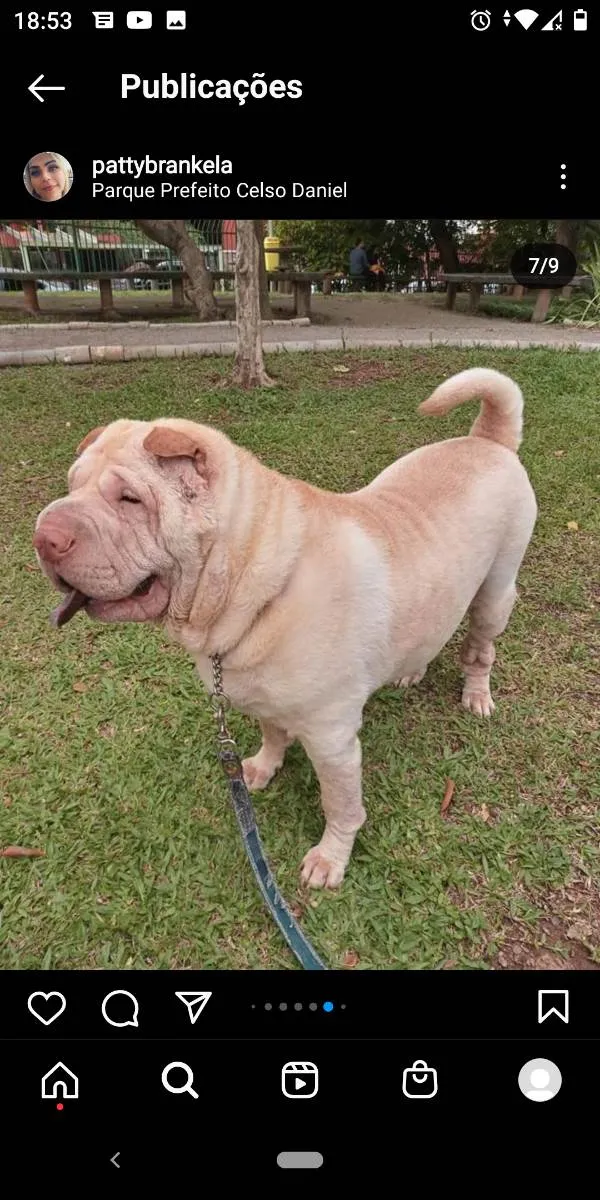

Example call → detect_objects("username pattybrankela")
91 159 347 200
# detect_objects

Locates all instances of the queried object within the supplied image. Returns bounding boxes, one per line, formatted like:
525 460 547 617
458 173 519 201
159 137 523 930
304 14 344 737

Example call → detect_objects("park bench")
0 268 334 319
440 272 592 323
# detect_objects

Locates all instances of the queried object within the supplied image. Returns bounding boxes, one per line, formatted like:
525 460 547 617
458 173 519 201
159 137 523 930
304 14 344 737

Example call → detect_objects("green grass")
1 348 598 971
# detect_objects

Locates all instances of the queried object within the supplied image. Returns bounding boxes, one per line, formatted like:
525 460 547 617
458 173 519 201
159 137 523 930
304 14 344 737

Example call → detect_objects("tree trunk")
429 219 461 273
135 219 217 319
554 219 579 257
254 220 271 319
554 219 580 297
232 220 274 388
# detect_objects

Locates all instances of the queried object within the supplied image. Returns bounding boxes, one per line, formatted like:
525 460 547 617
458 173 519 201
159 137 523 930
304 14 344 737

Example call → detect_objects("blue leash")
210 655 327 972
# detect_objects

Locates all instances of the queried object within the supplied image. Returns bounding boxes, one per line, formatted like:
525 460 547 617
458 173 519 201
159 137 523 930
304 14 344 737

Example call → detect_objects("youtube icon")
127 10 152 28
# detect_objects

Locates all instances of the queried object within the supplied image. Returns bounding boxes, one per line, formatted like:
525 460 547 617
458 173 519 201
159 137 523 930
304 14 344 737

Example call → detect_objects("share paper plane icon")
175 991 212 1024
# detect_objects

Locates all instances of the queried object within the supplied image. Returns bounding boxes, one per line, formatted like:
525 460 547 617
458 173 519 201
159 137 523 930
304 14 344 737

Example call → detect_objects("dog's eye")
121 493 141 504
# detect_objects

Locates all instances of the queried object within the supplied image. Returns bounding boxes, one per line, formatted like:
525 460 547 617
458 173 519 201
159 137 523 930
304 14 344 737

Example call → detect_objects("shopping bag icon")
402 1059 438 1099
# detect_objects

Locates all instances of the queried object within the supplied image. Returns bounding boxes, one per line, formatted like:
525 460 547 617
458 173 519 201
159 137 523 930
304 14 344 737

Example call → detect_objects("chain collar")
210 653 243 778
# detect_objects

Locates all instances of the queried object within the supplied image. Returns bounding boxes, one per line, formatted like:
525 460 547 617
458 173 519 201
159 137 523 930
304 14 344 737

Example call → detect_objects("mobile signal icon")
541 9 562 28
514 8 539 27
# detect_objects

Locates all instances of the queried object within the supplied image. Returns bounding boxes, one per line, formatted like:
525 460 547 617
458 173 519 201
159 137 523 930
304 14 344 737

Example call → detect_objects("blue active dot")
323 1001 334 1013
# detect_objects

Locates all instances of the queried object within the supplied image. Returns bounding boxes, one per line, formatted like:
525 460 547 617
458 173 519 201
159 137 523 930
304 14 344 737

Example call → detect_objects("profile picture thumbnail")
23 151 73 202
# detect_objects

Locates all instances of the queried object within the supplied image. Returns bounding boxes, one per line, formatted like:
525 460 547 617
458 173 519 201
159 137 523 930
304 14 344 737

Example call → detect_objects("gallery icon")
518 1058 562 1102
175 991 212 1024
166 9 186 28
538 990 569 1024
402 1059 438 1099
27 991 66 1026
282 1061 319 1099
42 1062 78 1100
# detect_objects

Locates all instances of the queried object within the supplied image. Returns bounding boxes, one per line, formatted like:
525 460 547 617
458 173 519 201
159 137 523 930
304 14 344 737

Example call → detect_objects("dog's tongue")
50 588 88 629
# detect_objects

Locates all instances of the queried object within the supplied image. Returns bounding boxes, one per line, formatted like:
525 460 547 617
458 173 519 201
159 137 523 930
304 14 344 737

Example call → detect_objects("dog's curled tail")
418 367 524 454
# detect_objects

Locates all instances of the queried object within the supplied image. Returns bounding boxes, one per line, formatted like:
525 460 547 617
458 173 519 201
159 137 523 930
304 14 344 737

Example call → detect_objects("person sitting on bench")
349 239 371 291
369 253 386 292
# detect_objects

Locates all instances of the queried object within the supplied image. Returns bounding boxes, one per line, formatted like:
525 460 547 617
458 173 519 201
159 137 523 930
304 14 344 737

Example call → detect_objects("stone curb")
1 337 599 368
0 317 311 331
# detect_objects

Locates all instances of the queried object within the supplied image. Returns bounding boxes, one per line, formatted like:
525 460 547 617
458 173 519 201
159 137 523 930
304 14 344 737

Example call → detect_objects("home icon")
41 1062 79 1100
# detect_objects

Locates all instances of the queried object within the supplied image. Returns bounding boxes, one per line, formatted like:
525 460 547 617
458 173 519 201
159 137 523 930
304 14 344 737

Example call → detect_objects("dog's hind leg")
460 550 523 717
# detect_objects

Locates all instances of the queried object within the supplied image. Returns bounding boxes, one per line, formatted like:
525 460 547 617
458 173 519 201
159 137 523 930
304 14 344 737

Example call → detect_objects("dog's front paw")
394 667 427 688
300 845 346 889
242 755 276 790
462 686 495 718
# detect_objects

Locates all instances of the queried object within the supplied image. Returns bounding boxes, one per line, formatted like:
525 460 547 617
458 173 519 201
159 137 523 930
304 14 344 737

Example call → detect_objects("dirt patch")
328 353 441 388
330 361 401 386
0 295 293 324
490 880 600 970
494 921 599 970
308 293 520 331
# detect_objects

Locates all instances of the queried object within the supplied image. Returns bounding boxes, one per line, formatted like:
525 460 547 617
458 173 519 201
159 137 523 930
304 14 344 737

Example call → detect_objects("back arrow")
28 74 66 103
110 1152 120 1168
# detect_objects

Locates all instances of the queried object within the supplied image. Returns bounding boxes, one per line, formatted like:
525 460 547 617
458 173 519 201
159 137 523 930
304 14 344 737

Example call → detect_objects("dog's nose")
33 523 76 564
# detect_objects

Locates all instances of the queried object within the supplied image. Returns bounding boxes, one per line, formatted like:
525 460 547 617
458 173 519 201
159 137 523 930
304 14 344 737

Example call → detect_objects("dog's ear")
143 426 208 480
76 426 107 456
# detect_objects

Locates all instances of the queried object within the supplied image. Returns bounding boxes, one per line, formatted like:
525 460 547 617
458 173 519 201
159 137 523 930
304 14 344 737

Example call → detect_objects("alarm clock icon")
471 9 492 30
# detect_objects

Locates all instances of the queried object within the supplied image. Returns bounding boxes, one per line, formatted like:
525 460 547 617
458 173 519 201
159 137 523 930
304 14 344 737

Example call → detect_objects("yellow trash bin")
264 236 280 272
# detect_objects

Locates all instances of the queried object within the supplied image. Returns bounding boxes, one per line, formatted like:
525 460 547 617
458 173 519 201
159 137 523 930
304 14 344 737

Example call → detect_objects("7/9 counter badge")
402 1060 438 1099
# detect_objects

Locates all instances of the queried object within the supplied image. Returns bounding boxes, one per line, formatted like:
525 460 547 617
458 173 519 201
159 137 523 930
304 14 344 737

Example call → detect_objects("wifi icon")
514 8 539 27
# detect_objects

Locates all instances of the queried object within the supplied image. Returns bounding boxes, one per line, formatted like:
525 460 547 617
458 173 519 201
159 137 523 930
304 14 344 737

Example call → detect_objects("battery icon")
573 9 587 29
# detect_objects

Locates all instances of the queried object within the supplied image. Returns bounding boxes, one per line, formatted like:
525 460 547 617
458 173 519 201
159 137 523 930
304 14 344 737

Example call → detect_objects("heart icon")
27 991 67 1026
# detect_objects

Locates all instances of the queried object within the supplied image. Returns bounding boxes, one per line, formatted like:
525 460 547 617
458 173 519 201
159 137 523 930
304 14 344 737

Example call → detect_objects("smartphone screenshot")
1 4 597 1184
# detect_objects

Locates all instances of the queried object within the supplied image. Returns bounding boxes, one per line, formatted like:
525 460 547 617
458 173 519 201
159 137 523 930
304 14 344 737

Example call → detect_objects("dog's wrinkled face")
33 419 217 627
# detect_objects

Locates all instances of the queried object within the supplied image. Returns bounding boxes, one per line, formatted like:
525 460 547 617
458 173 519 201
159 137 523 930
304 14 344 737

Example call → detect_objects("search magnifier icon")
161 1061 199 1100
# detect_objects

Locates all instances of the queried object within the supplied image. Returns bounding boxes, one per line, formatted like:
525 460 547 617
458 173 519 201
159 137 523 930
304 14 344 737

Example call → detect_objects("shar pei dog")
34 368 537 888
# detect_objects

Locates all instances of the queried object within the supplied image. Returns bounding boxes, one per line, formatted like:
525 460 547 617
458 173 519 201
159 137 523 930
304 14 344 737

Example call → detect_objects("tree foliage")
274 218 600 277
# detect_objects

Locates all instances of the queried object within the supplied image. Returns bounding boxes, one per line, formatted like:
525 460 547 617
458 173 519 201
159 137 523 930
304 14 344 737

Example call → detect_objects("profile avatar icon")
518 1058 562 1103
24 151 73 202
